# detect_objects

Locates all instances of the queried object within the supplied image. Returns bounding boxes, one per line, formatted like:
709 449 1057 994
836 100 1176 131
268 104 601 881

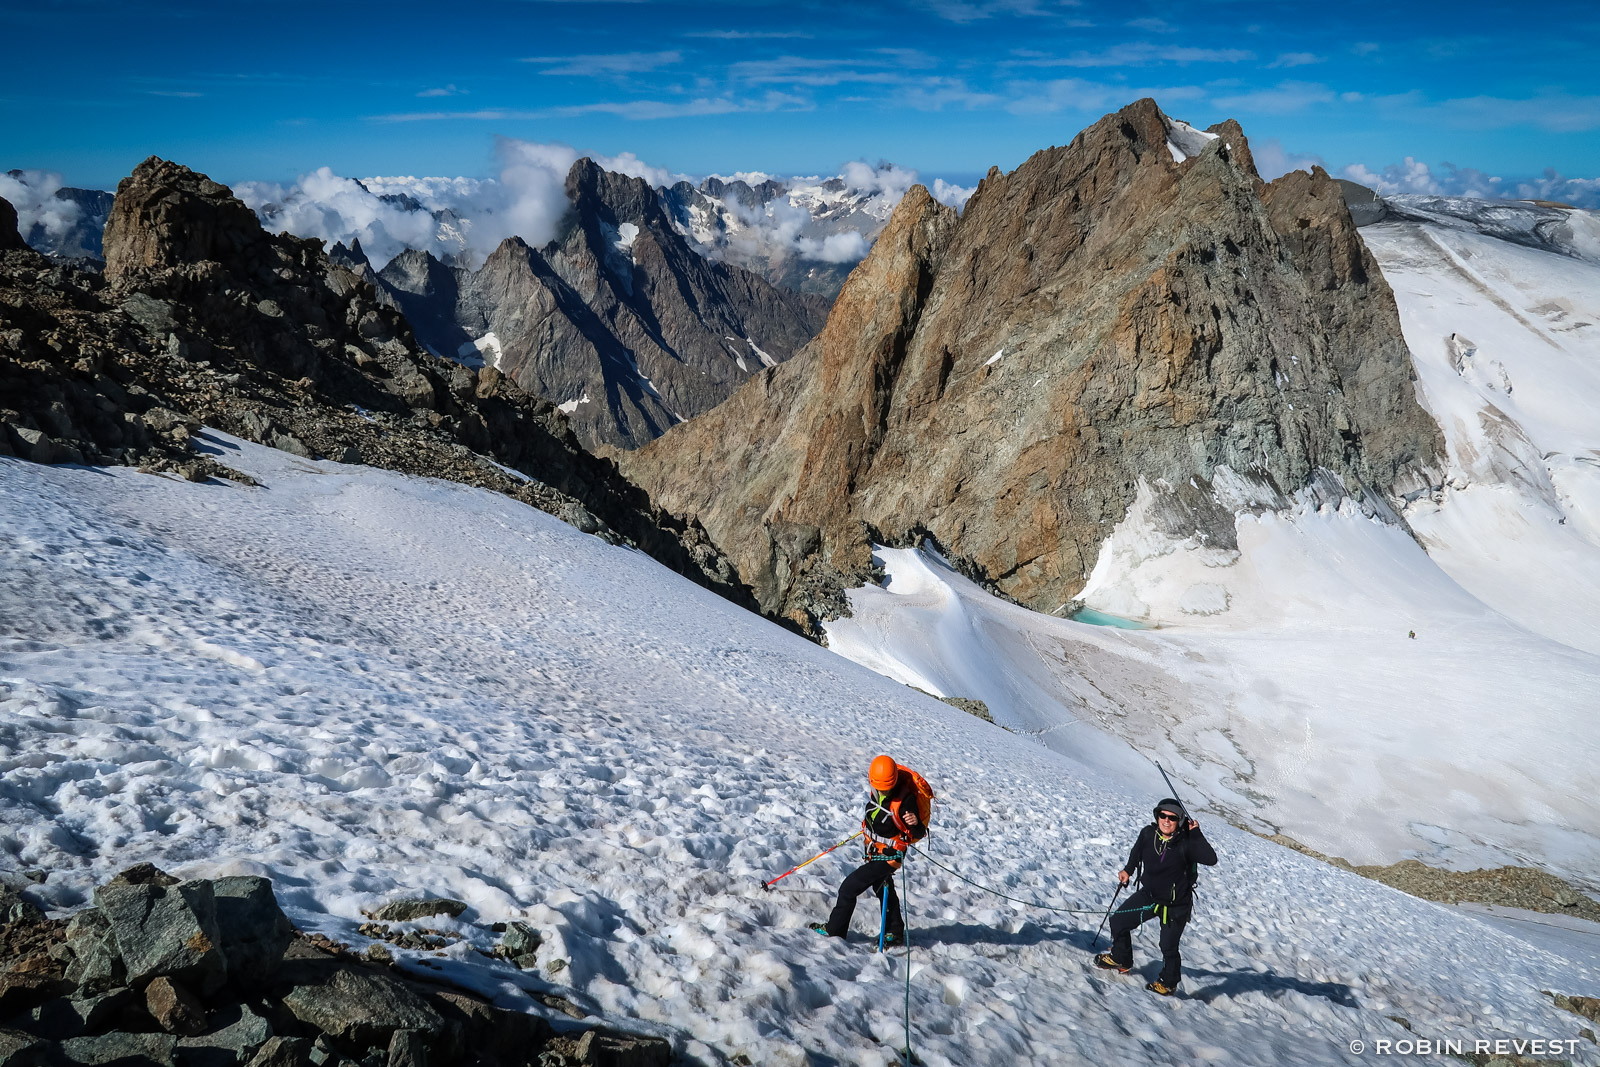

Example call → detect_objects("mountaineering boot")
808 922 842 938
881 931 904 948
1145 980 1176 996
1094 953 1131 973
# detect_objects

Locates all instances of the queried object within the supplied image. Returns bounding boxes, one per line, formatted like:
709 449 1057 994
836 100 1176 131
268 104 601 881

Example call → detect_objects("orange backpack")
896 763 935 841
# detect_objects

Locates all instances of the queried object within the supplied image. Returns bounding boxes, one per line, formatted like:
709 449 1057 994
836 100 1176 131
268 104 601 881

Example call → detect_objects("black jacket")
862 780 927 852
1122 824 1218 903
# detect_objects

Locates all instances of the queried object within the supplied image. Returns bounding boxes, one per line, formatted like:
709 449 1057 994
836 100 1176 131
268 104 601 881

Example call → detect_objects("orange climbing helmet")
869 754 900 792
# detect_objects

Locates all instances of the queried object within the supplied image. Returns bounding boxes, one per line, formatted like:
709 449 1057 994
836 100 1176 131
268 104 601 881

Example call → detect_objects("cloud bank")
0 170 86 248
1341 159 1600 209
233 140 681 270
232 143 977 272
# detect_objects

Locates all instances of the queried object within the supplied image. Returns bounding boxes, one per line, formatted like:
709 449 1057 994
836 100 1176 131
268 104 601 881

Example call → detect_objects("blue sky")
4 0 1599 194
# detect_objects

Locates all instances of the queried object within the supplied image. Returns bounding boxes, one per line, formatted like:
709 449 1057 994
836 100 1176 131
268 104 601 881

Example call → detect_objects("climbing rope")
909 844 1149 917
901 860 913 1066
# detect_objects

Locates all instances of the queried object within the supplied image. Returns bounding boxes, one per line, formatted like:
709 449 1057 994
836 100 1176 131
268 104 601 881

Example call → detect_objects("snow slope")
1363 209 1600 656
3 440 1596 1065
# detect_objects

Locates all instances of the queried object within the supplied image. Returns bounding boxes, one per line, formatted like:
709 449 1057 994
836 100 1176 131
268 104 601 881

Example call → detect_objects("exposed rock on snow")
0 866 670 1067
620 99 1442 632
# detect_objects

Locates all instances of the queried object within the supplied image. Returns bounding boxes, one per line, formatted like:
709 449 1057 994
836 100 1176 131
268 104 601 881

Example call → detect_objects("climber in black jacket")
1094 797 1218 995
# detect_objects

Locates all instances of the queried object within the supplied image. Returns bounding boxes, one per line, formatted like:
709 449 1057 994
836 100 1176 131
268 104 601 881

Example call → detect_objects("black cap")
1153 798 1186 822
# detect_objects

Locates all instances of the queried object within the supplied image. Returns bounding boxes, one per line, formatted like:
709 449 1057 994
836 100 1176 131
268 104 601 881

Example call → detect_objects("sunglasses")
1156 812 1182 821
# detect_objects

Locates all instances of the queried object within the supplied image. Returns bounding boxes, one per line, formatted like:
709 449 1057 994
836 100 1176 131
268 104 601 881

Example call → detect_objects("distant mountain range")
337 160 832 451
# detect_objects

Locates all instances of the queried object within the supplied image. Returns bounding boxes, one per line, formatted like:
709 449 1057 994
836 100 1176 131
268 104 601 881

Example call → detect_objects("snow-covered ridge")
3 438 1596 1065
1161 115 1219 163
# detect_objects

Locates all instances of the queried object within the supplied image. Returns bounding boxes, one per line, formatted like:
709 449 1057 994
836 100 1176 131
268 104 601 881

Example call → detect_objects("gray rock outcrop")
375 159 830 451
619 99 1444 632
212 877 295 983
1 867 675 1067
91 879 227 995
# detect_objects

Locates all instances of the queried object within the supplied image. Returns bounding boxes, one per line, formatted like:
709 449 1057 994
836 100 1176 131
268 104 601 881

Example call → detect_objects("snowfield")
2 438 1597 1065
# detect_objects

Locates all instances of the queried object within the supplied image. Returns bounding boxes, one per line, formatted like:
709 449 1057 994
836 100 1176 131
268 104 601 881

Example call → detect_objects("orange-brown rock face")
103 157 269 278
620 99 1443 632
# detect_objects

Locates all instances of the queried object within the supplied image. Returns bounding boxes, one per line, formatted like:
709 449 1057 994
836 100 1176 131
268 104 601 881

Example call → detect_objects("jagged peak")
564 158 669 233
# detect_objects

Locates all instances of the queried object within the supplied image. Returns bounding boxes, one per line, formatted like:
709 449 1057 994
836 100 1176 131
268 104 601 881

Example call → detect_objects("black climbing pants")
1108 888 1192 987
825 860 902 940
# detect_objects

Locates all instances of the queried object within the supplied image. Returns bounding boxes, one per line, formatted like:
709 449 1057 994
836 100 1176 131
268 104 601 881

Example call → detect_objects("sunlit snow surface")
3 440 1597 1065
1363 212 1600 655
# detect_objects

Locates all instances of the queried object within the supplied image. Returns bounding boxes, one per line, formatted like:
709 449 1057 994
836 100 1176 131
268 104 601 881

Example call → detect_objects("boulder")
5 425 84 466
384 1029 426 1067
281 967 445 1052
59 1031 179 1067
145 977 207 1036
19 988 132 1040
499 922 540 957
62 910 125 996
93 879 227 995
211 878 294 987
572 1030 671 1067
102 158 269 279
175 1002 273 1067
426 992 547 1065
241 1037 312 1067
365 901 465 924
0 945 73 1017
0 1028 49 1067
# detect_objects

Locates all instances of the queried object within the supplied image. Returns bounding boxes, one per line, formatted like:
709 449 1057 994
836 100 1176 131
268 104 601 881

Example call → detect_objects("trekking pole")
1091 881 1125 952
879 880 889 954
761 831 863 891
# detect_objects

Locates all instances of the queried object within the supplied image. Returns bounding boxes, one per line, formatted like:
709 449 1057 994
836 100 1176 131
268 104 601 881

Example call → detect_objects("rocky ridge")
0 161 754 612
618 100 1445 633
0 865 672 1067
362 160 830 452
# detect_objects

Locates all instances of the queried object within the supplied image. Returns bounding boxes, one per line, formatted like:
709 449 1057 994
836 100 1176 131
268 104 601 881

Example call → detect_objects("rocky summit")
618 100 1444 633
0 160 753 610
365 159 830 452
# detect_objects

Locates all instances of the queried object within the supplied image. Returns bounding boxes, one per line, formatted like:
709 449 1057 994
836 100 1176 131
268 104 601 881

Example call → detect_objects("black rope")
910 845 1147 917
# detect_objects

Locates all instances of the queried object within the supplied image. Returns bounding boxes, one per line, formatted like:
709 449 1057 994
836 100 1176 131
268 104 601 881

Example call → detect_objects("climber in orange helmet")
809 755 934 946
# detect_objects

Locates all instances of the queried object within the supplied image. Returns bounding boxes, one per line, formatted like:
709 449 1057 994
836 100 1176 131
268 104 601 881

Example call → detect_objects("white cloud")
797 231 870 262
1338 159 1600 209
931 178 977 209
840 160 921 201
1210 80 1335 115
1251 137 1326 181
1268 52 1323 68
521 51 682 76
0 170 86 247
416 85 465 98
233 139 690 270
